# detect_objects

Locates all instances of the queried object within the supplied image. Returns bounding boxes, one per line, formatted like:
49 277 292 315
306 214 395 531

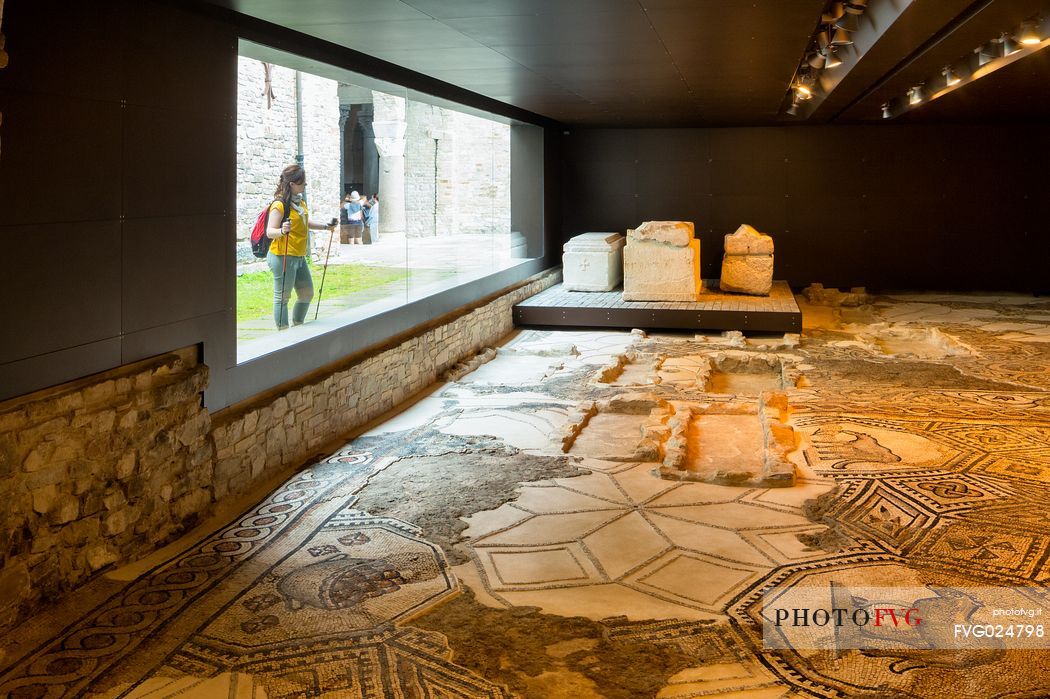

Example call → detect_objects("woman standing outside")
266 164 335 329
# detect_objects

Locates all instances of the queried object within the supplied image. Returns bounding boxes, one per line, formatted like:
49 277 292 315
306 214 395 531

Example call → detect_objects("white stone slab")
563 232 625 292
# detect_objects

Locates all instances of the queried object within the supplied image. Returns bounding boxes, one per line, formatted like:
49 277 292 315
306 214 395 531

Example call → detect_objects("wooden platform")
513 281 802 333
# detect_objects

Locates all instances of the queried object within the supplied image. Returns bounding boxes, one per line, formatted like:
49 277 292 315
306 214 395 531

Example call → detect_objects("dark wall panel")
123 106 231 219
123 215 228 332
562 124 1046 292
0 0 237 404
0 221 122 364
0 92 123 226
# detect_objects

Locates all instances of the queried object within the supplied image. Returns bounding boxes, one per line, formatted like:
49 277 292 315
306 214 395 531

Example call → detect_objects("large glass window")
235 43 541 363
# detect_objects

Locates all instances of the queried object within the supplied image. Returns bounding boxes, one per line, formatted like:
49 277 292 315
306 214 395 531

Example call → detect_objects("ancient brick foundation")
0 269 559 632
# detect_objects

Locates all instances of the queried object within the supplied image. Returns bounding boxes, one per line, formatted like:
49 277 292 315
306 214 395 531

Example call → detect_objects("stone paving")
3 291 1050 697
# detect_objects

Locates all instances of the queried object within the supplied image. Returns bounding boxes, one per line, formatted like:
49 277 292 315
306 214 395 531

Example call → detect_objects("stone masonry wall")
0 348 212 630
451 111 511 236
0 269 559 632
235 58 340 265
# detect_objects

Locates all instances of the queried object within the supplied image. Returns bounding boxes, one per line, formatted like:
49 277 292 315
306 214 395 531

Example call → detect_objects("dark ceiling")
205 0 1050 126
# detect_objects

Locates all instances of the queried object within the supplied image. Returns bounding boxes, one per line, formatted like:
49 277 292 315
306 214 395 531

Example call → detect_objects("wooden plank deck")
513 281 801 333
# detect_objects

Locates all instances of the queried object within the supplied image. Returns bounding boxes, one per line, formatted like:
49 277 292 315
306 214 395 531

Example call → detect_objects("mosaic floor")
3 291 1050 698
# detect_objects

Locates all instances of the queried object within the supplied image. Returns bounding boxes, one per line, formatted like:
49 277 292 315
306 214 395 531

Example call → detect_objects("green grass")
236 262 409 323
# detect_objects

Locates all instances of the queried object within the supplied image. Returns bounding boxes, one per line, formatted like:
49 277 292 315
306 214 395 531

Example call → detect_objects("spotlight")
787 100 801 116
1000 32 1020 56
822 2 845 24
844 0 867 16
808 52 826 69
824 48 843 68
817 29 831 51
831 27 854 46
1018 20 1041 45
974 43 996 66
795 83 814 100
942 65 960 86
908 83 924 105
881 103 892 119
835 12 860 32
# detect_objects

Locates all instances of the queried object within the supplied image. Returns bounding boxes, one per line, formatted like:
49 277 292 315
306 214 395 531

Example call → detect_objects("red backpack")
250 198 290 258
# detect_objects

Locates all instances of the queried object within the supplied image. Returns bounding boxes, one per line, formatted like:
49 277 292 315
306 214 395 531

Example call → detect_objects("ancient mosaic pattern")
2 298 1050 698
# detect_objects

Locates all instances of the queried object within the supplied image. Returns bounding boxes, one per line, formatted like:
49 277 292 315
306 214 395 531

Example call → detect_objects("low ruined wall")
0 348 212 630
0 269 559 631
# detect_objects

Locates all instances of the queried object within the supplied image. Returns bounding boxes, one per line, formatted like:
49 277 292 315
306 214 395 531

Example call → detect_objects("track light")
1018 20 1041 45
795 83 813 100
908 83 924 105
881 103 892 119
835 12 860 32
975 43 996 66
942 65 960 86
787 99 801 116
831 27 854 46
808 52 826 69
824 48 843 69
817 29 831 51
821 2 845 24
1000 32 1020 56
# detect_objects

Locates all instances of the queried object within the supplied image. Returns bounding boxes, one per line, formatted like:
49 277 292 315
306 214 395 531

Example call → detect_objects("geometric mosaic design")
4 295 1050 698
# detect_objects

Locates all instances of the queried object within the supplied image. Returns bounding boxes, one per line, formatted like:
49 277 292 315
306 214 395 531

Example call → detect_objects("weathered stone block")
723 224 774 255
720 254 774 296
719 224 774 296
562 232 625 292
629 220 695 247
623 238 701 302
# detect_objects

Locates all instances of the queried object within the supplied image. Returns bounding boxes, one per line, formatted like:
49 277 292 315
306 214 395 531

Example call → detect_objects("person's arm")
266 203 287 239
308 217 336 231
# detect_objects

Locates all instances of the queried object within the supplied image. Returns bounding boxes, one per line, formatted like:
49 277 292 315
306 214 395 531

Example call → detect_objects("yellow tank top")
268 199 309 257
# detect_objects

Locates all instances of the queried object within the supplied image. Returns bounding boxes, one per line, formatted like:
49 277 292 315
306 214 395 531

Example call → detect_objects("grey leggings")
267 252 314 328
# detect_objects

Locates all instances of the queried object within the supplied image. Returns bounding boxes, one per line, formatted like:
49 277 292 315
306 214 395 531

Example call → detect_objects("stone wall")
235 58 340 264
0 348 212 630
0 268 559 632
451 111 511 236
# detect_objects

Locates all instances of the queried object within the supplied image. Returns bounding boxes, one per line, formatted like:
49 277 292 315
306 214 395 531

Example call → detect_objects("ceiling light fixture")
835 12 860 32
881 103 892 119
908 83 924 105
1018 20 1041 45
942 65 960 86
974 43 997 66
787 98 802 116
999 32 1020 56
845 0 868 12
831 27 854 46
824 48 843 69
807 52 826 69
821 2 845 24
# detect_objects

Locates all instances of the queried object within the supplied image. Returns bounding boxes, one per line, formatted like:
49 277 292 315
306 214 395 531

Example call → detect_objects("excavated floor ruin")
2 291 1050 698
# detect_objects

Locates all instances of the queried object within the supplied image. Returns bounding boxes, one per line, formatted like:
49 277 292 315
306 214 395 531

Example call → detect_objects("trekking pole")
281 226 289 330
314 218 338 320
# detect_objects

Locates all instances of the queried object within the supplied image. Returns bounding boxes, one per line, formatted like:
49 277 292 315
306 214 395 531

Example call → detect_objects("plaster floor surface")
3 292 1050 698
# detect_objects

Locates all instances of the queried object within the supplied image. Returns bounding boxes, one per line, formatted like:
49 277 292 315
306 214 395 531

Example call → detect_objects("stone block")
723 224 774 255
623 238 701 302
720 254 774 296
628 220 694 247
562 232 625 292
719 224 774 296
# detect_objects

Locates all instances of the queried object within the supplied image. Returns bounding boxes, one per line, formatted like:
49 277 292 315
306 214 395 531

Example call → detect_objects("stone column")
360 104 379 197
373 119 407 237
338 105 351 197
371 91 407 238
